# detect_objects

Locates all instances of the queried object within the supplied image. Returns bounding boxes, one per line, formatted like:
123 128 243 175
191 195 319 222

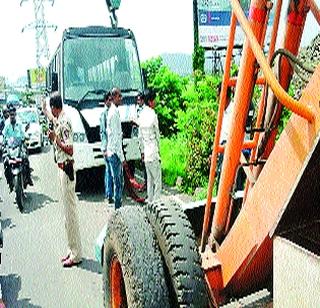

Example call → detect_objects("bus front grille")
86 126 100 143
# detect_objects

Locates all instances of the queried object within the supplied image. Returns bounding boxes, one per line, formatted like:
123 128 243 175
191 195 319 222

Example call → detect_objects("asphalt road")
0 145 118 307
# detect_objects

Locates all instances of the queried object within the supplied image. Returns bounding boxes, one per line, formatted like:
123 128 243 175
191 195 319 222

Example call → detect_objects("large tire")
15 174 24 212
103 206 170 308
145 200 208 307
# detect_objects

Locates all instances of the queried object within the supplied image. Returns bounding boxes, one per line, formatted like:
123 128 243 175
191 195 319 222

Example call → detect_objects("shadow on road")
77 192 104 203
0 274 41 308
23 192 57 214
79 258 102 274
31 175 40 183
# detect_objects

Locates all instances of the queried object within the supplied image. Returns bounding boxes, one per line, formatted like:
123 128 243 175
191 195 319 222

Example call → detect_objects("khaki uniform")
55 111 82 262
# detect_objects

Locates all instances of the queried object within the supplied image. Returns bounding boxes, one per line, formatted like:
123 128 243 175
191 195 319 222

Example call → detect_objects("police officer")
42 92 82 267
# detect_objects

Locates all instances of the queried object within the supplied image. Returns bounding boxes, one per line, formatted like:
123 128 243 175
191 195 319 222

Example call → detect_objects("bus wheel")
145 199 209 307
103 206 170 308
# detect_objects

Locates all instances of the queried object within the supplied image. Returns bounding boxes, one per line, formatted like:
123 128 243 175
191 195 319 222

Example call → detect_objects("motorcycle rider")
2 106 33 191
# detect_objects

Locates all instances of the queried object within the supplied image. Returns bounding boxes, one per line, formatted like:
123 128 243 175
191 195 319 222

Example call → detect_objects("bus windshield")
63 36 143 101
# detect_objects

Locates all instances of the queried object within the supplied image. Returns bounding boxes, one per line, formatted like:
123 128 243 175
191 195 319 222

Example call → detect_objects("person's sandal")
61 254 70 263
62 258 82 268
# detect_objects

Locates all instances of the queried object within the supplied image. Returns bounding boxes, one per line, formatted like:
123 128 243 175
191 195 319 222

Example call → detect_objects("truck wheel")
145 200 208 307
103 206 170 308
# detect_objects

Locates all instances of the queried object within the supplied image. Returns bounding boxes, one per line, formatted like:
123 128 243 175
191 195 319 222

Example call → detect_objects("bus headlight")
73 133 88 143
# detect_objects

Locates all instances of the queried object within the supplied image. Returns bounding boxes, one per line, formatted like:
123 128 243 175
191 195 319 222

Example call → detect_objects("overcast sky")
0 0 319 82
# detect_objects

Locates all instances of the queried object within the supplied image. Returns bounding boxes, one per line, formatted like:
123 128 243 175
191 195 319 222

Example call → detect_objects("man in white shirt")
137 89 161 203
100 91 114 204
216 85 233 185
106 87 125 209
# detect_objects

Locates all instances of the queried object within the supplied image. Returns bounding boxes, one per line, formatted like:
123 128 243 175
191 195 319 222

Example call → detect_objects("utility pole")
20 0 57 68
193 0 199 49
193 0 205 74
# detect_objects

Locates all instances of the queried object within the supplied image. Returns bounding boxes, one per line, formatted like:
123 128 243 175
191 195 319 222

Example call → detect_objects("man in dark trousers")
100 91 114 205
105 87 124 209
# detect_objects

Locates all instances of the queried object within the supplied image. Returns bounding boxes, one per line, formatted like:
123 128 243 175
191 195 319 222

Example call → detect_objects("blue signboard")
199 10 233 27
197 0 273 48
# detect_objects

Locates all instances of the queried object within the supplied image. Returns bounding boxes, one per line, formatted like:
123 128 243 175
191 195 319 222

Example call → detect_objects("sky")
0 0 194 82
0 0 319 82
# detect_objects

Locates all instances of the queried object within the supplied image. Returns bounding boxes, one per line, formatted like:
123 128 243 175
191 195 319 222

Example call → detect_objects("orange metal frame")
201 0 320 305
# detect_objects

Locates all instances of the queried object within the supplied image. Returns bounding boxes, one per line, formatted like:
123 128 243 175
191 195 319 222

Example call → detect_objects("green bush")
142 55 299 197
141 57 163 85
176 75 221 193
141 56 222 194
160 136 187 186
142 56 188 137
152 66 188 137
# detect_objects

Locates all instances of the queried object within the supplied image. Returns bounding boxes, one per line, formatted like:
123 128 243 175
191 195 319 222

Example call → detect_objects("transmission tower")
20 0 57 68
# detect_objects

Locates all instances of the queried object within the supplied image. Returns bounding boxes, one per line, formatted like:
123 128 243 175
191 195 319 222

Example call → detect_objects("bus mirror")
52 72 58 92
106 0 121 11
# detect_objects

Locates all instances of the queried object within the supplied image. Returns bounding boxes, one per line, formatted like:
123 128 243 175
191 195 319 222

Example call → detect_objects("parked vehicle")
3 137 29 212
6 94 21 108
16 107 43 151
46 24 145 186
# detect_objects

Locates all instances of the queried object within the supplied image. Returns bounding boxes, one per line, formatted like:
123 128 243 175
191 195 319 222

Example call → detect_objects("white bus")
46 26 144 179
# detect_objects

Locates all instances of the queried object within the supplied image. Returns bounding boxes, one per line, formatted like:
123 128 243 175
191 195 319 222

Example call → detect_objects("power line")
20 0 57 68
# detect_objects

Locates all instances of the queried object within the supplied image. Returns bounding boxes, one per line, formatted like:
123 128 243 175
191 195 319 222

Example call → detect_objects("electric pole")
20 0 57 68
193 0 199 48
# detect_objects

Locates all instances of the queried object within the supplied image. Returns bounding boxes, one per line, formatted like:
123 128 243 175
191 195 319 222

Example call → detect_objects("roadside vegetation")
142 56 299 199
142 57 221 196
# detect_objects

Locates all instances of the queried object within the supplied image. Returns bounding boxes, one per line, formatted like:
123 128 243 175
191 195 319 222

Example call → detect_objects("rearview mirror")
106 0 121 10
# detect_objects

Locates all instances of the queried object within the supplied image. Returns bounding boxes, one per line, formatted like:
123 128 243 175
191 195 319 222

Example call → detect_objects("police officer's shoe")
61 254 70 263
63 258 82 268
27 177 34 186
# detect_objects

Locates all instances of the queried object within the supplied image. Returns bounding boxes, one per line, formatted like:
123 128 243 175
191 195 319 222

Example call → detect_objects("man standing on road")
105 87 124 210
42 92 82 268
100 91 114 205
137 89 162 203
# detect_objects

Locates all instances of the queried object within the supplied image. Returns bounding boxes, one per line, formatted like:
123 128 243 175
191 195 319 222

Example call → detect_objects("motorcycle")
3 137 29 212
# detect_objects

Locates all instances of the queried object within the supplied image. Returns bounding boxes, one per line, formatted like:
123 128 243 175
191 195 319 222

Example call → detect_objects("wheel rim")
110 255 127 308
